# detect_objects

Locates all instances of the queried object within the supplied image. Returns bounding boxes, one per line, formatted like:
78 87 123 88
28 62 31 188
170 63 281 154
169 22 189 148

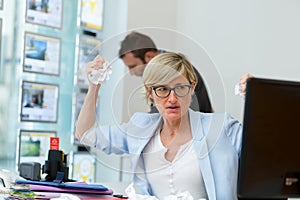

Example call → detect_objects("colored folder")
15 179 111 193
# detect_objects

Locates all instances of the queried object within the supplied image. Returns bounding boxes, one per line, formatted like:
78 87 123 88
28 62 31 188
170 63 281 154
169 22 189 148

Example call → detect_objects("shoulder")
189 109 222 119
190 110 237 129
199 112 236 124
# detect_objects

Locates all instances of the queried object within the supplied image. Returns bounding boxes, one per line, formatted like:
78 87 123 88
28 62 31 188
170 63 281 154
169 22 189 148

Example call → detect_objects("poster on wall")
17 130 56 168
23 32 61 76
80 0 104 31
21 81 59 123
76 34 101 86
25 0 63 29
72 152 96 183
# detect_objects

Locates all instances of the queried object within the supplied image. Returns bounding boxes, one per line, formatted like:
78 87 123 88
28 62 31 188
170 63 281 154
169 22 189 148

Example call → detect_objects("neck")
162 112 190 136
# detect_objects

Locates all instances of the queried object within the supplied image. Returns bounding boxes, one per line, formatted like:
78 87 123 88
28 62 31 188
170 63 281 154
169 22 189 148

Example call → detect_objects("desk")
0 182 131 199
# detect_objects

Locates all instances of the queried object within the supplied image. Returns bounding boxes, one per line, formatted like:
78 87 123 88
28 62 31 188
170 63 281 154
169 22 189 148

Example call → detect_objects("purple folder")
15 180 113 195
29 184 113 195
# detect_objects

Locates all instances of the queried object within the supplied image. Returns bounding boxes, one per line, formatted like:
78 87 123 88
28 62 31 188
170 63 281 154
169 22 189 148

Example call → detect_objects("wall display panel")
23 32 61 76
21 81 59 123
76 34 101 86
17 130 56 168
25 0 63 29
80 0 104 31
72 152 96 183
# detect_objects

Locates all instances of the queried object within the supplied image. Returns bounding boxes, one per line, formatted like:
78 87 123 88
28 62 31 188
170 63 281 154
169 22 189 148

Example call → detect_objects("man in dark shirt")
119 31 213 113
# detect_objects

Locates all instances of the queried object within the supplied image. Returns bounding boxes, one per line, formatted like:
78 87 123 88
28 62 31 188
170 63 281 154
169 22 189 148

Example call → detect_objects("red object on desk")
50 137 59 150
82 195 127 200
81 198 125 200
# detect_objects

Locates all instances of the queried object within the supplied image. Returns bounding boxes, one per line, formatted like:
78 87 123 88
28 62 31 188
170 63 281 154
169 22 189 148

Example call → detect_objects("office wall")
127 0 177 29
124 0 300 121
176 0 300 120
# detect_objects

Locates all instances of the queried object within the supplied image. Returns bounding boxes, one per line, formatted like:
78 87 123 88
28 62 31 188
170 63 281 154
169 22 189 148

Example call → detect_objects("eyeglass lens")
154 85 191 98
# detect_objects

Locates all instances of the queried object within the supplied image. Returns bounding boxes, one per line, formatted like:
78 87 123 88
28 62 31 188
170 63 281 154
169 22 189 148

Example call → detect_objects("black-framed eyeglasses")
152 85 192 98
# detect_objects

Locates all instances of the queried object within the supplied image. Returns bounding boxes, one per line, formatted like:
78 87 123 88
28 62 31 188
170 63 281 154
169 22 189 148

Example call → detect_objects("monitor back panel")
238 77 300 199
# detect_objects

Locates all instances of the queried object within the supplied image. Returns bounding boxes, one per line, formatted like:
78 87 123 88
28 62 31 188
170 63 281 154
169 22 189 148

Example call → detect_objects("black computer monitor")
238 77 300 199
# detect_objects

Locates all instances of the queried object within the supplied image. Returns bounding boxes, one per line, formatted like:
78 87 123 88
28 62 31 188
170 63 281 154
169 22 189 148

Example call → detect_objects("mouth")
166 106 180 110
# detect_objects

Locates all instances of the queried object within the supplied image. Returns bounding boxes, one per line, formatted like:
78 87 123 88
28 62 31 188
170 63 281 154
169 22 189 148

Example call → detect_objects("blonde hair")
143 52 198 103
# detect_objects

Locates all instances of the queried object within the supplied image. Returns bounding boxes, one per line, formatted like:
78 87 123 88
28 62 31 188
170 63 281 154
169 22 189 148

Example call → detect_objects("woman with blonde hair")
76 52 247 199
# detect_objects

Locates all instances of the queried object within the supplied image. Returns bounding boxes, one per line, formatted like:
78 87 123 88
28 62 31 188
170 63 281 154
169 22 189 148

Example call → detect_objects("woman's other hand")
239 73 254 94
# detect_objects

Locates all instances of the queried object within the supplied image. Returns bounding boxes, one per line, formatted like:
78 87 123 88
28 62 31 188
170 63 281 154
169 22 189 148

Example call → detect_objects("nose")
167 90 177 102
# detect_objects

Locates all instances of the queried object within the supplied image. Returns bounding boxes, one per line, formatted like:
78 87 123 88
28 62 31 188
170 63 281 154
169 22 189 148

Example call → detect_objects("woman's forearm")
75 83 101 139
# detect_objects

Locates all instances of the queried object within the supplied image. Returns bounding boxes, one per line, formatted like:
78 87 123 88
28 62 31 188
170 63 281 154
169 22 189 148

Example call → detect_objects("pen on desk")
113 194 128 199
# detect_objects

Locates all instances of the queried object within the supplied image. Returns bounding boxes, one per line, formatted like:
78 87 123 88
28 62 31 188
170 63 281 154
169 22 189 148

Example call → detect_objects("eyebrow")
154 83 189 88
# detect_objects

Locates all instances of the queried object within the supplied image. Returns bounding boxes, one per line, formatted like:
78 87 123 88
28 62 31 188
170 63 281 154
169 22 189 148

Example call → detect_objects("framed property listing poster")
72 152 96 183
26 0 63 29
76 34 101 86
80 0 104 31
17 130 56 168
21 81 59 123
23 32 61 76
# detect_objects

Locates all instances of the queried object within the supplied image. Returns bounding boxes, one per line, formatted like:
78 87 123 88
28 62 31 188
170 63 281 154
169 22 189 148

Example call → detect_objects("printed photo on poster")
76 34 101 86
17 130 56 168
23 32 61 76
26 0 63 29
21 81 59 123
80 0 104 31
72 152 96 183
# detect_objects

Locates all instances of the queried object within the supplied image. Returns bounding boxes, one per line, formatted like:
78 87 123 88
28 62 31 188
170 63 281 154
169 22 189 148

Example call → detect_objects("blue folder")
15 179 108 191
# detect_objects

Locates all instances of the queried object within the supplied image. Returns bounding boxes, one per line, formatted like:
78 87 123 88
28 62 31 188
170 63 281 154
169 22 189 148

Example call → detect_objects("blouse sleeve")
224 113 243 156
80 120 130 155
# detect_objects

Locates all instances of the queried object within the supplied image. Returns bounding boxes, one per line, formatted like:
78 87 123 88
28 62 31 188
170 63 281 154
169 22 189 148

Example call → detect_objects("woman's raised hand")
86 55 112 85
